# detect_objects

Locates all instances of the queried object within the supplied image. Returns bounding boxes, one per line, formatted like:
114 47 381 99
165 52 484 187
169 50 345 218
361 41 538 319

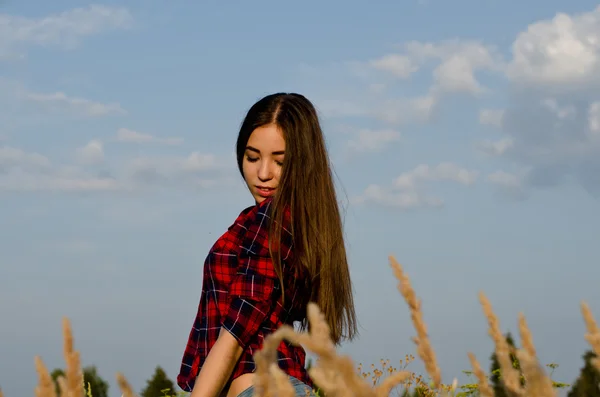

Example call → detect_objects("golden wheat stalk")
116 373 137 397
388 256 442 389
34 356 57 397
467 352 493 397
515 349 556 397
478 292 524 396
517 312 557 396
253 301 411 397
11 255 599 397
518 313 536 359
517 312 537 388
62 317 85 397
581 301 600 372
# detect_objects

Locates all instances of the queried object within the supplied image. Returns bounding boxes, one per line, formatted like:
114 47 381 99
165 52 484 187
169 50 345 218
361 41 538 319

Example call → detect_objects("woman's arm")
189 328 244 397
190 200 285 397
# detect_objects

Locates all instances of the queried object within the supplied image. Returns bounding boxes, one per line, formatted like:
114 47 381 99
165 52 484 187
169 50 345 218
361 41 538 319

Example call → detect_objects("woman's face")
242 123 286 204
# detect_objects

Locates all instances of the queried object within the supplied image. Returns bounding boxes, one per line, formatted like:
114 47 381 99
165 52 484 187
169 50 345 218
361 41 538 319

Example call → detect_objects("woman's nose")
258 161 273 181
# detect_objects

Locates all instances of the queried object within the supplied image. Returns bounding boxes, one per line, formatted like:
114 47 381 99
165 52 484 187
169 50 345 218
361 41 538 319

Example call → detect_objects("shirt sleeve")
221 199 292 348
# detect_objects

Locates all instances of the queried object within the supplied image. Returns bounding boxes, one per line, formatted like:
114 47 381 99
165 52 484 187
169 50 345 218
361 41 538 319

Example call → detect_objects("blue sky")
2 0 600 396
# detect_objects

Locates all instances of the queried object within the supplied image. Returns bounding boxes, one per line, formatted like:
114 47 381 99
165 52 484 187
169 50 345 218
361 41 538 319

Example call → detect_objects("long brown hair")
235 92 358 345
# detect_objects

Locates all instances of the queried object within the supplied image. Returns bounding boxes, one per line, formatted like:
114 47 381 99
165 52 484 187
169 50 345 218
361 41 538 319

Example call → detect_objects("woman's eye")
275 160 283 166
246 156 258 162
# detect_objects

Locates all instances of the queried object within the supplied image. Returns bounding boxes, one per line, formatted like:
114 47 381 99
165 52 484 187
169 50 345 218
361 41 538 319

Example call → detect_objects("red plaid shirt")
177 197 313 392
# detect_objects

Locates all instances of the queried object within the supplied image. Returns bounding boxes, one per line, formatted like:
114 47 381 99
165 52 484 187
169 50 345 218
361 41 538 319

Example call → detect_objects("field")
3 256 599 397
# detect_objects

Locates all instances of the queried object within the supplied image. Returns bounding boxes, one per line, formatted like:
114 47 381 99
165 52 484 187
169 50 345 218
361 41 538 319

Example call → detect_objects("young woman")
177 93 358 397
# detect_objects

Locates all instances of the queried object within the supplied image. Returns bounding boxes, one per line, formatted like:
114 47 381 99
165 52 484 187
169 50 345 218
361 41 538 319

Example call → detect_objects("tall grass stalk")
5 255 593 397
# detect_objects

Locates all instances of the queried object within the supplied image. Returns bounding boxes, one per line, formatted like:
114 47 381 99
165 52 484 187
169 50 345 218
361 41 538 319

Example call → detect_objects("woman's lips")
256 186 275 197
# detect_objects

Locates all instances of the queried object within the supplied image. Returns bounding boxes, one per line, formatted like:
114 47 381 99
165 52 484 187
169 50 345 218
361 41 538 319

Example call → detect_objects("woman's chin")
253 194 266 205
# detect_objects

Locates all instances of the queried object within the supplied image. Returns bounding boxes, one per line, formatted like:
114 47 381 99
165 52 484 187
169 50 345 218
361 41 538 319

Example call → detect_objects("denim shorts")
236 375 316 397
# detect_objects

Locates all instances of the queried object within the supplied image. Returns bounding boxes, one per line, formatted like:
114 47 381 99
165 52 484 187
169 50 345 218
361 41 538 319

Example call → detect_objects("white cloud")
121 151 238 191
0 80 124 125
24 91 126 117
125 152 220 184
181 152 220 172
353 162 478 209
433 55 484 94
0 171 121 192
307 39 500 129
369 40 502 95
300 5 600 197
485 5 600 195
0 144 235 193
316 99 372 119
464 6 600 196
0 5 133 59
316 94 437 126
541 98 576 119
368 83 386 94
0 145 117 192
393 162 479 189
76 140 104 165
0 146 51 172
506 6 600 87
487 170 528 200
508 100 600 192
407 40 502 95
0 155 121 192
587 101 600 139
369 54 418 79
487 170 522 188
116 128 183 145
476 137 514 156
376 95 437 125
352 184 443 209
479 109 504 127
345 128 401 153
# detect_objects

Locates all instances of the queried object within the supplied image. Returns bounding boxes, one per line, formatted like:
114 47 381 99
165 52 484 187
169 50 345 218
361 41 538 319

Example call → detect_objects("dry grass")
581 302 600 372
389 256 441 390
466 352 493 397
7 255 600 397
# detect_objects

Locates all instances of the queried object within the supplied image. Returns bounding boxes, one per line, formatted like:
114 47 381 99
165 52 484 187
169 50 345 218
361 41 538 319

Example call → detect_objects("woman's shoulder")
228 197 273 230
237 197 274 218
229 197 293 239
